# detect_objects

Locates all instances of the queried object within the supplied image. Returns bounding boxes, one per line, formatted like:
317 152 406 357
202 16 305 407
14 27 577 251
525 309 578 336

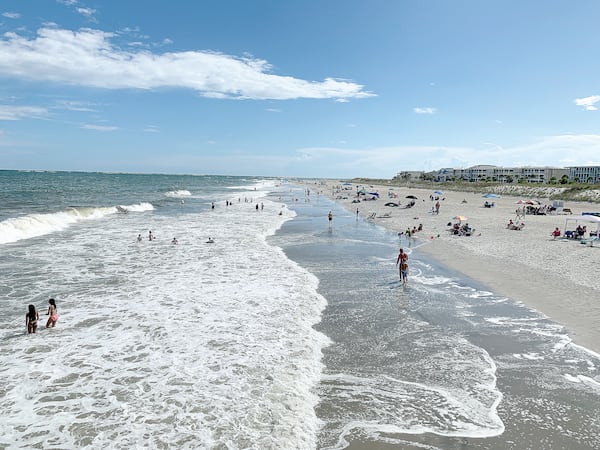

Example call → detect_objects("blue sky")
1 0 599 178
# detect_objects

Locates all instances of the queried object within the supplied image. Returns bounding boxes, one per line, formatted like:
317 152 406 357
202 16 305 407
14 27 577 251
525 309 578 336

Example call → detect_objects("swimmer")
171 237 178 245
26 304 39 334
206 237 215 243
45 298 58 328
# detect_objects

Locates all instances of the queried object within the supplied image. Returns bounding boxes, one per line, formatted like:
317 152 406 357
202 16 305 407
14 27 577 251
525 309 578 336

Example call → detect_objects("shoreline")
303 180 600 354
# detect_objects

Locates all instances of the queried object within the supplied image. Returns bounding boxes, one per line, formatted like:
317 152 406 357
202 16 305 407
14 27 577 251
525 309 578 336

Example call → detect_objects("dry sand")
305 181 600 354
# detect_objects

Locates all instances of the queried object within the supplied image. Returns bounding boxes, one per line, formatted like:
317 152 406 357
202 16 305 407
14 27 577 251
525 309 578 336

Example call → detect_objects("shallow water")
270 186 600 450
1 172 599 449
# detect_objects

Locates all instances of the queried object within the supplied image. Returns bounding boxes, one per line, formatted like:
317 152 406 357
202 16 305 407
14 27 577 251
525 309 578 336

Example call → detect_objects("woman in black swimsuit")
26 304 39 334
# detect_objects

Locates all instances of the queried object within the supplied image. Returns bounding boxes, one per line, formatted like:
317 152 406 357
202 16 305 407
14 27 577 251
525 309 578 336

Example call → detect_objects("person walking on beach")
46 298 58 328
400 260 409 285
396 248 408 282
328 211 333 229
26 305 39 334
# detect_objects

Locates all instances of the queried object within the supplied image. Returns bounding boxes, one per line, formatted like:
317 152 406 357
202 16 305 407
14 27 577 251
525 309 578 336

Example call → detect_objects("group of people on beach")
25 298 58 334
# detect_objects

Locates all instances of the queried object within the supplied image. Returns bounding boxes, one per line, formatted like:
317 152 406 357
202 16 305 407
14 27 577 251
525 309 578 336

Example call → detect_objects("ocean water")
1 171 599 449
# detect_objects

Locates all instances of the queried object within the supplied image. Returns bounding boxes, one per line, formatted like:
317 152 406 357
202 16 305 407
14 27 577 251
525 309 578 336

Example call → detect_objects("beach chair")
377 212 392 218
367 212 376 220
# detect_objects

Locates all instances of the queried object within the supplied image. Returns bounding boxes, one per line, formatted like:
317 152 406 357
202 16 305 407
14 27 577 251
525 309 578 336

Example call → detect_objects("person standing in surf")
45 298 58 328
26 305 39 334
396 248 408 282
400 260 409 285
328 211 333 230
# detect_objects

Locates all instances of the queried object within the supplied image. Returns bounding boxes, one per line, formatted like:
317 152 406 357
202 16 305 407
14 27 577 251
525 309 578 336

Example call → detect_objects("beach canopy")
482 193 499 198
565 215 600 234
406 195 417 199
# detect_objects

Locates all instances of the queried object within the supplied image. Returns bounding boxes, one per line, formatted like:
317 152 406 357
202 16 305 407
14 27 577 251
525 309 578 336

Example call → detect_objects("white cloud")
291 134 600 177
265 108 281 112
54 100 97 112
57 0 78 5
574 95 600 111
2 12 20 19
143 125 159 133
0 27 375 101
76 7 96 17
0 105 47 120
81 124 118 131
414 107 437 114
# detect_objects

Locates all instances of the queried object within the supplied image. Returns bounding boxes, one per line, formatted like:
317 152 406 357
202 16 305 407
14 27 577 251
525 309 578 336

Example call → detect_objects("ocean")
1 171 599 449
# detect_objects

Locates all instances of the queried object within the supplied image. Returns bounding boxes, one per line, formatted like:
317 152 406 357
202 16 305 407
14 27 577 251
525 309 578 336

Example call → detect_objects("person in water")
396 248 408 281
26 304 39 334
46 298 58 328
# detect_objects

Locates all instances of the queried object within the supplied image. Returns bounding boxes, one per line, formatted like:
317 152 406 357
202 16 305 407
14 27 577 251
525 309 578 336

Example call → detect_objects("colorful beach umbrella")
452 215 468 221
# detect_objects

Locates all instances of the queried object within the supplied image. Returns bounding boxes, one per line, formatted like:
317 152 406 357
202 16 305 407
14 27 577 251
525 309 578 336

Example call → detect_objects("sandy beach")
305 180 600 355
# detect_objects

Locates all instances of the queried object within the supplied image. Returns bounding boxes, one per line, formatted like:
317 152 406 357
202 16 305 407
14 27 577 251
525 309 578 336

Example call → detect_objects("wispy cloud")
81 124 118 131
57 0 78 5
0 105 48 120
54 100 97 112
574 95 600 111
2 12 20 19
265 108 281 113
76 7 96 17
413 107 437 114
292 134 600 177
143 125 159 133
0 27 375 101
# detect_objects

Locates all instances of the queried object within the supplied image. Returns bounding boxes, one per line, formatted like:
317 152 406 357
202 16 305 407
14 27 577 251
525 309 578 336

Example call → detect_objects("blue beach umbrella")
482 193 500 198
434 190 444 195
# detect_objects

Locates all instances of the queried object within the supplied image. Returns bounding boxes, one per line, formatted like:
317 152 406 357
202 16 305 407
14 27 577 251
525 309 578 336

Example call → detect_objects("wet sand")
306 181 600 355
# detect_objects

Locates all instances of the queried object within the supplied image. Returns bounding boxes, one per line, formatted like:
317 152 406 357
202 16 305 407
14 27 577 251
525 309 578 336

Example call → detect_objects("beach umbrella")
384 202 399 207
405 195 417 199
482 193 499 198
434 190 444 195
452 215 468 221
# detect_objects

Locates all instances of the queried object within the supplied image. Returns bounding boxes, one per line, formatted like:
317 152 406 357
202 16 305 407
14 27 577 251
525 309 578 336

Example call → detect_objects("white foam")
564 374 600 390
164 190 191 197
0 203 154 244
0 197 328 449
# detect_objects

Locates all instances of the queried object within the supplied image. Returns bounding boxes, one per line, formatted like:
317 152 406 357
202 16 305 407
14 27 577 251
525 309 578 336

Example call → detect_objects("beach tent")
564 215 600 236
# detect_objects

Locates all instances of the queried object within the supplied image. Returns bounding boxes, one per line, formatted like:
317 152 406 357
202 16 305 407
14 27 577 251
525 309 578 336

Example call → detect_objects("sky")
1 0 599 178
